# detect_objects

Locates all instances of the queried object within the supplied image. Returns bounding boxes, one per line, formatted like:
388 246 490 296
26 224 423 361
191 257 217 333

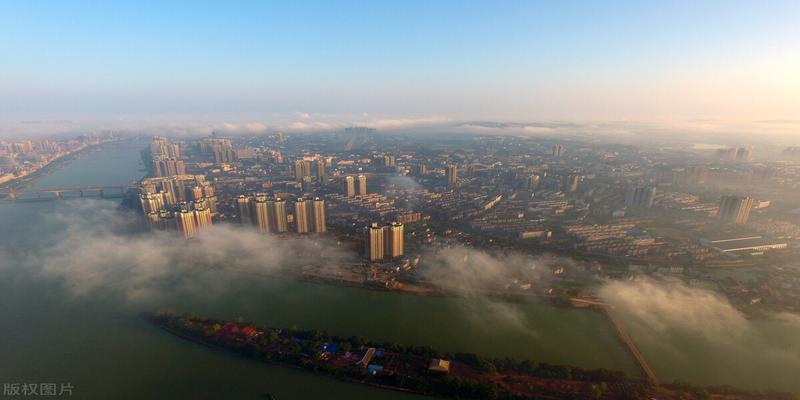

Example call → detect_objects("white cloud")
598 277 800 390
599 277 749 341
7 201 355 302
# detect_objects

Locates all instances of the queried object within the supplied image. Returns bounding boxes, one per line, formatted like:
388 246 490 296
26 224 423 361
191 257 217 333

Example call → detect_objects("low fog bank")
0 205 571 334
0 113 450 139
4 114 799 150
599 278 749 340
414 246 585 335
0 201 355 303
417 246 566 295
4 200 800 389
599 278 800 390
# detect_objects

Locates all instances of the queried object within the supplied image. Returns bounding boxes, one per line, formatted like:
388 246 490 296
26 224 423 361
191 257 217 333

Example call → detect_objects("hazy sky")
1 1 798 125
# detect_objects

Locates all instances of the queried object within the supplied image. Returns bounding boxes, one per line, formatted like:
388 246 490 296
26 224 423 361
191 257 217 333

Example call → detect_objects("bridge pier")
99 189 105 198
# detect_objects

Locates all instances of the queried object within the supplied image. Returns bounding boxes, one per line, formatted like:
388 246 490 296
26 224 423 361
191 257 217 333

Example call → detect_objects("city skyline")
2 3 800 399
3 105 800 399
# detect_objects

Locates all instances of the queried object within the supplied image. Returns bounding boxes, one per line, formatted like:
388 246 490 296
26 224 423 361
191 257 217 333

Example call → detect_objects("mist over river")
1 141 798 398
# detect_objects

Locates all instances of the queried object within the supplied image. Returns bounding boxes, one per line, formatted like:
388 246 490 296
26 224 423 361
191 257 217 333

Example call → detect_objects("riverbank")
0 139 124 191
144 311 796 400
143 311 644 400
226 263 576 309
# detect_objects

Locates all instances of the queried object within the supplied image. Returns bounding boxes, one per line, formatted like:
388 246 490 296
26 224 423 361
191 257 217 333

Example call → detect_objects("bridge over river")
0 185 129 202
572 297 658 384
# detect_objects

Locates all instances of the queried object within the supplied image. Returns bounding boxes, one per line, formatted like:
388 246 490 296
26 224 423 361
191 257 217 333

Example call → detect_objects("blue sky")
0 0 798 124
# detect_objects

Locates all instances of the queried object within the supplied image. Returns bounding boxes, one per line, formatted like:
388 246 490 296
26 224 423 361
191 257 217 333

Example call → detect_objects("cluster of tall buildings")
140 176 216 211
716 147 752 162
152 157 186 177
236 194 326 234
1 140 33 155
685 165 709 185
294 155 329 184
143 198 215 239
343 175 368 197
0 136 105 184
139 175 218 238
149 137 187 177
198 138 236 164
373 155 396 170
169 202 213 239
551 144 565 157
0 138 68 156
150 137 181 159
294 197 327 233
625 186 657 208
718 195 754 225
364 222 404 261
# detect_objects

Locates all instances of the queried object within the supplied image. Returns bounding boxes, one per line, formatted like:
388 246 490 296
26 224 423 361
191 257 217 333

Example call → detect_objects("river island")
143 311 795 400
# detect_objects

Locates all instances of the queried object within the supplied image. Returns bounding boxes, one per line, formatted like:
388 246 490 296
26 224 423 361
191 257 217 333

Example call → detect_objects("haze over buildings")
2 2 800 399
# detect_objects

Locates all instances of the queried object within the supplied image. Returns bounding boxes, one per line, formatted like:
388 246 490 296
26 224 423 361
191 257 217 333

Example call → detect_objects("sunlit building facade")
312 197 326 233
365 223 385 261
384 222 404 258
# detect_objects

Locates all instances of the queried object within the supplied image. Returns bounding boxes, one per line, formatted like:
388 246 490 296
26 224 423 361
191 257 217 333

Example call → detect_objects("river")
0 141 798 399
